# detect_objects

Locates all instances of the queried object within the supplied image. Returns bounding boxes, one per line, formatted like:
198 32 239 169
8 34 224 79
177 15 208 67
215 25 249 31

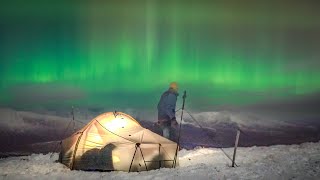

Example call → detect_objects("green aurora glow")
0 0 319 110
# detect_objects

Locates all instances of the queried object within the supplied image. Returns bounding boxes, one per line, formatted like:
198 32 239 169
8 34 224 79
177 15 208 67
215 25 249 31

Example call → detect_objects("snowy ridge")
0 108 71 131
0 108 83 152
0 108 301 131
179 111 297 129
0 141 319 179
1 108 320 153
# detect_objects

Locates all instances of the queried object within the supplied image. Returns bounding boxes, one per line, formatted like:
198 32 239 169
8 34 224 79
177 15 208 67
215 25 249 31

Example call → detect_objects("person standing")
157 82 179 141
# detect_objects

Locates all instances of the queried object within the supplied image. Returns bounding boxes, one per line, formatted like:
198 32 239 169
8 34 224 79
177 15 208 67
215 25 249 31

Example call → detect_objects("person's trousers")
162 126 170 139
158 112 176 142
161 124 176 142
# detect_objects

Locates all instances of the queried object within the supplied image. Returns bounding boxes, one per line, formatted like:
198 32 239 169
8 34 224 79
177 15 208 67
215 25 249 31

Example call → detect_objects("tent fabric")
59 112 178 172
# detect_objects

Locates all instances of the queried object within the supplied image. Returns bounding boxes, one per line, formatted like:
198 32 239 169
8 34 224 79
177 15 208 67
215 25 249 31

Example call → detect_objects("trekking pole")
173 90 187 168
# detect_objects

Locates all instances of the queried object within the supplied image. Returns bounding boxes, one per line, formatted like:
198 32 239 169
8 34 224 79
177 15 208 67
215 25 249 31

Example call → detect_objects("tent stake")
232 129 240 167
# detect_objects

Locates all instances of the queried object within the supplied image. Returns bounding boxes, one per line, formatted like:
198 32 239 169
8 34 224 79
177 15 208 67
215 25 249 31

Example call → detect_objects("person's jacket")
157 88 179 120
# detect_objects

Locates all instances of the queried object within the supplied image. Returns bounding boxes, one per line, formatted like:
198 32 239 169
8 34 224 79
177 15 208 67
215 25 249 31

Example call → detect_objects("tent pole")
173 90 187 168
138 146 148 171
232 130 240 167
158 144 161 168
70 132 83 170
51 106 76 158
129 144 139 172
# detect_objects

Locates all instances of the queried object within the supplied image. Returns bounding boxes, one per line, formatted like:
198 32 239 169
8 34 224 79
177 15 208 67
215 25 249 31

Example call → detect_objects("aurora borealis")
0 0 320 110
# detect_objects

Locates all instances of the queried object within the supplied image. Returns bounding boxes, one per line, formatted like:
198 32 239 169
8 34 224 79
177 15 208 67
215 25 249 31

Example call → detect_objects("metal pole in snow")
72 106 75 133
173 90 187 168
232 129 240 167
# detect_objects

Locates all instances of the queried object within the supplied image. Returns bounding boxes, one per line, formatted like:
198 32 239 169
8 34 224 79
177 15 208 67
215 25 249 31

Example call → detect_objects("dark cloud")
7 83 85 105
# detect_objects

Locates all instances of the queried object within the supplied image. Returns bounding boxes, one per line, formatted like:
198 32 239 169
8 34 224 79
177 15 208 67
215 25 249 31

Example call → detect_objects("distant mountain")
0 108 82 152
0 108 319 157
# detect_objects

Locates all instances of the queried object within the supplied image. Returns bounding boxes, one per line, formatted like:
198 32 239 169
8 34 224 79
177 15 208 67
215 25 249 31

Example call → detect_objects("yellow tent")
59 112 178 172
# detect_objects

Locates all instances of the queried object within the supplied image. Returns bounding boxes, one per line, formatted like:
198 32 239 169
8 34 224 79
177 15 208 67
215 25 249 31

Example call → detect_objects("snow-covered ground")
1 141 319 180
0 108 319 179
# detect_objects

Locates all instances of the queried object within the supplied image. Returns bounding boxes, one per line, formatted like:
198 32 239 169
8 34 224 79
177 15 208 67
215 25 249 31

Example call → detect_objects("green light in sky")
0 0 319 109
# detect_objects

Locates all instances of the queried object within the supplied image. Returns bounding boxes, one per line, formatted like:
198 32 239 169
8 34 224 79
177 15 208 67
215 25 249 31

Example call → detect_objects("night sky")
0 0 320 111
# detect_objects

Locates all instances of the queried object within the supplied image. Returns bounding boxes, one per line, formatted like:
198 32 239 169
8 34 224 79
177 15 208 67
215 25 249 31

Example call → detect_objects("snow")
179 110 300 129
0 108 71 132
1 108 320 179
1 141 319 180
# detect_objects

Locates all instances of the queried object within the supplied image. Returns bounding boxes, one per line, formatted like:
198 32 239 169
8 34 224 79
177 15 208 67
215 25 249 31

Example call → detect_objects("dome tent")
59 112 178 172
